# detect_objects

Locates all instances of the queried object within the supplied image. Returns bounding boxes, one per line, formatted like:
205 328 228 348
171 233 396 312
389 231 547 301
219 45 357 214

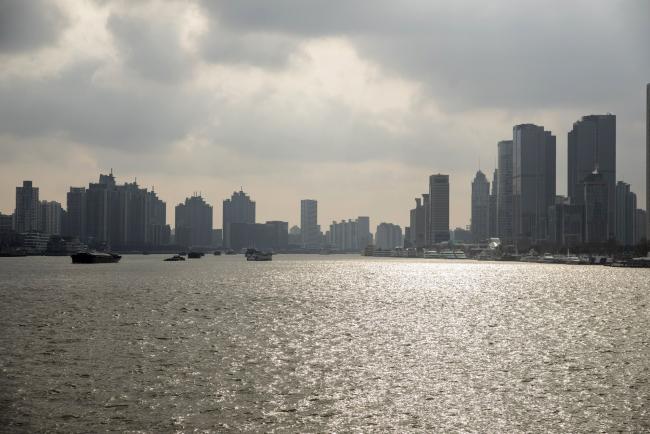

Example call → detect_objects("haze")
0 0 648 229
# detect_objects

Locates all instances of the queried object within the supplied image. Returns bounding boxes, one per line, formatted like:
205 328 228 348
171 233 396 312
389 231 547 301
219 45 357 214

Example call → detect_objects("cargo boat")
71 252 121 264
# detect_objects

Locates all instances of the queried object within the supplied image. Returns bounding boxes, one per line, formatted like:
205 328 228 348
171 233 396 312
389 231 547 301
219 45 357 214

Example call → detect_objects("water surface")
0 255 648 432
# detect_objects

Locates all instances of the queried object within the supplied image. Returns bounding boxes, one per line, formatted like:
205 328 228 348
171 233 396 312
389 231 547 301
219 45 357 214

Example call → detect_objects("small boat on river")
71 251 121 264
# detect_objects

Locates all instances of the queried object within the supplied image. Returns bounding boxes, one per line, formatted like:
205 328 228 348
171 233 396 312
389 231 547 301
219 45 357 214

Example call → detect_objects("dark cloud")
205 0 650 111
0 61 208 150
0 0 67 53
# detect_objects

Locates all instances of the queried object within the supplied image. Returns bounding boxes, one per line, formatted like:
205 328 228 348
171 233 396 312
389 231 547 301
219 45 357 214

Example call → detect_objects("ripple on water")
0 255 649 432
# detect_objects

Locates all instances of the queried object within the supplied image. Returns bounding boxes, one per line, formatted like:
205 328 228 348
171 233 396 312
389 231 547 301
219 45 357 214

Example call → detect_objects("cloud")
0 59 211 151
107 11 193 82
0 0 648 225
0 0 67 53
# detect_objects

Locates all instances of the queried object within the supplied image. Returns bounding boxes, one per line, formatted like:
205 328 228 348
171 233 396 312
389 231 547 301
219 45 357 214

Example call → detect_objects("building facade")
223 190 256 248
635 209 647 244
300 199 320 248
471 170 490 242
175 195 213 248
615 181 636 246
409 197 426 248
512 124 556 245
15 181 40 233
583 171 609 244
40 200 62 235
488 169 498 238
375 223 403 250
568 115 616 240
429 174 450 244
497 140 514 242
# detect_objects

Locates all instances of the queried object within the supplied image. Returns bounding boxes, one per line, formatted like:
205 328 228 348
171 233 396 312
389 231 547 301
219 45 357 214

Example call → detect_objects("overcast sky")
0 0 648 230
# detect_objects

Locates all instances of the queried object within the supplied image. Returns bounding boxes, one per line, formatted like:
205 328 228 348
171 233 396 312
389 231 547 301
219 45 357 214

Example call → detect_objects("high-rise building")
409 197 426 248
14 181 40 233
66 187 87 241
512 124 556 244
357 216 371 248
40 200 62 235
175 195 213 248
497 140 514 242
300 199 320 248
223 190 255 248
327 218 362 251
0 213 13 233
429 174 450 243
86 175 112 244
422 193 430 245
375 223 403 250
548 199 583 247
583 171 609 244
615 182 636 246
471 170 490 242
635 209 647 244
265 221 289 250
488 169 498 238
646 84 650 238
568 115 616 239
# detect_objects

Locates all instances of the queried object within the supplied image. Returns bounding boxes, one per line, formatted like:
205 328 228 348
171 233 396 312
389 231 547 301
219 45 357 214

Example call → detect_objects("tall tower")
512 124 556 245
646 84 650 238
222 190 255 248
428 174 450 243
567 114 616 239
300 199 319 248
471 170 490 242
14 181 40 233
497 140 514 242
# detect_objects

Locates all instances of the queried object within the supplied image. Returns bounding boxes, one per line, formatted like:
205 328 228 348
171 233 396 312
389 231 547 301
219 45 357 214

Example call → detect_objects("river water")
0 255 648 432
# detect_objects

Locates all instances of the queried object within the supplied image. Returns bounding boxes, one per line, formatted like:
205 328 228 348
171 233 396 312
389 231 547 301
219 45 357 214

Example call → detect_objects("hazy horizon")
1 0 648 230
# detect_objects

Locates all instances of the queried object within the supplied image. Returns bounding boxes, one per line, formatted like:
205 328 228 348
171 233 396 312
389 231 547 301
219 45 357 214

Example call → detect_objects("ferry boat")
245 248 273 261
71 251 121 264
164 254 186 262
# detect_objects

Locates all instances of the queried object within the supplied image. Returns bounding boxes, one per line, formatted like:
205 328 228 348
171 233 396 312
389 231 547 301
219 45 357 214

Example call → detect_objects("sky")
0 0 648 231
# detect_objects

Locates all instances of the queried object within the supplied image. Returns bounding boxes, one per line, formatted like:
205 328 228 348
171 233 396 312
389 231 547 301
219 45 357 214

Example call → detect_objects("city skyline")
0 1 648 230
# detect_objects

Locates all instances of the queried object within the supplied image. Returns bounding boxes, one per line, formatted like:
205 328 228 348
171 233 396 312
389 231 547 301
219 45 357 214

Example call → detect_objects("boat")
213 250 222 256
423 250 442 259
71 251 121 264
245 248 273 261
188 252 204 259
164 255 185 262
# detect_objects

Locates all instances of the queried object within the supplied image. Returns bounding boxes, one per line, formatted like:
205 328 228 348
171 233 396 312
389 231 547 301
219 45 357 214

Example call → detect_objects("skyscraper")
300 199 320 248
635 209 647 244
86 174 112 244
512 124 556 244
375 223 403 250
568 114 616 239
646 84 650 237
14 181 40 233
615 181 636 246
470 170 490 242
357 216 371 248
175 195 213 248
66 187 87 241
422 193 430 245
583 171 608 243
497 140 514 242
429 174 450 243
488 169 498 238
222 190 256 248
40 200 62 235
409 197 426 248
